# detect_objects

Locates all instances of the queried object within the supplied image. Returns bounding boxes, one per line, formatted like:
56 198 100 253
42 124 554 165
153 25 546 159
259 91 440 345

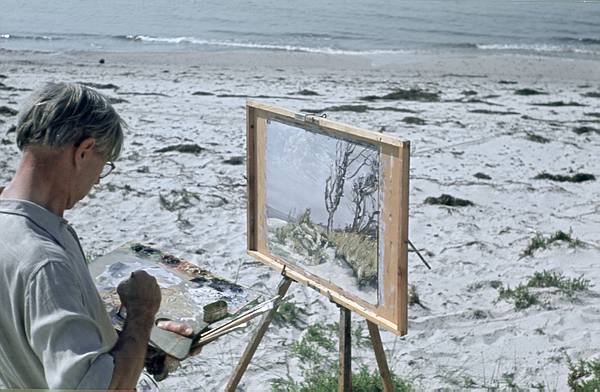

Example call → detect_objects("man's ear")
73 137 96 167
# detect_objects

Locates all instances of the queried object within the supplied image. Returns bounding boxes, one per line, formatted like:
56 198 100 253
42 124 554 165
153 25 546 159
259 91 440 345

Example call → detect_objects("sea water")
1 0 599 59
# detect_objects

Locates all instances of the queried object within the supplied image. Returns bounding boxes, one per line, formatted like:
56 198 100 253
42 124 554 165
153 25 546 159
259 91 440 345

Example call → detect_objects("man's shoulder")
0 211 70 278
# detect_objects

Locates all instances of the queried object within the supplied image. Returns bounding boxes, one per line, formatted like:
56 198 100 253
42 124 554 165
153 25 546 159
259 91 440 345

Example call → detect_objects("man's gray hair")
16 82 125 160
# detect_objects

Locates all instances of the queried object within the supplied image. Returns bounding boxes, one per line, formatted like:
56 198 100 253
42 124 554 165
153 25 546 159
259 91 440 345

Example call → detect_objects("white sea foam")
477 43 598 55
126 35 404 56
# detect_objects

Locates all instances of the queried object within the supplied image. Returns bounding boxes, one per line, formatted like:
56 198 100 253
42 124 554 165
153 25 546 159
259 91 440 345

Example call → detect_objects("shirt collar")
0 198 72 249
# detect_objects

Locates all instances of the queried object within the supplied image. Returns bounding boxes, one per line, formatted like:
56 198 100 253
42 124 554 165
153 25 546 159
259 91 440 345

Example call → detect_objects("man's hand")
156 320 203 357
117 270 161 319
156 320 193 336
108 271 161 390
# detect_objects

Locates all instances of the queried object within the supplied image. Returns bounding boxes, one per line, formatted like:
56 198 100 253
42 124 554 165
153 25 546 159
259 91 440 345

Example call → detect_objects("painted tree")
349 156 379 236
324 141 371 233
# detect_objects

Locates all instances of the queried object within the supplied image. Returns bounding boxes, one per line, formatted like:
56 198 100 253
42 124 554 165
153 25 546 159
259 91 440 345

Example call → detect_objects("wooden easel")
225 276 394 392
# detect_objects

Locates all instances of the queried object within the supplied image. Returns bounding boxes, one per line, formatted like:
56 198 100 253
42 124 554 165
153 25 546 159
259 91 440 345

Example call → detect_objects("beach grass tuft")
271 323 414 392
567 355 600 391
521 230 584 257
498 284 539 310
274 300 309 329
498 270 590 310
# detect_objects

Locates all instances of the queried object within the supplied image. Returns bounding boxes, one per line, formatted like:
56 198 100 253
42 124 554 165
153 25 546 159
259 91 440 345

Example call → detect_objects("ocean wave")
436 42 479 49
121 35 403 55
555 36 600 45
477 43 599 55
0 34 57 41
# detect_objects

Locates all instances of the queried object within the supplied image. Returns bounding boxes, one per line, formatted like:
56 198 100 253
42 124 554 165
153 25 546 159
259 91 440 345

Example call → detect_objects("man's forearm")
108 314 154 390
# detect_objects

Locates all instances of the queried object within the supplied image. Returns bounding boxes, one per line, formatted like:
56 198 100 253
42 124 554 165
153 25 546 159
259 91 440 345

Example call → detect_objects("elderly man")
0 82 189 389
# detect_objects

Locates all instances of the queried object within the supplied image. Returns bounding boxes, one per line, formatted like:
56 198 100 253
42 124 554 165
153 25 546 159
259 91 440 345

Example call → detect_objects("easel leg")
367 321 393 392
225 277 292 392
339 307 352 392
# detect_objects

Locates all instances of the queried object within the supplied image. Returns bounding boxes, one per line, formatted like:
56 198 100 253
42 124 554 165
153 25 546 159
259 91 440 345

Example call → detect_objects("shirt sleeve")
25 260 115 390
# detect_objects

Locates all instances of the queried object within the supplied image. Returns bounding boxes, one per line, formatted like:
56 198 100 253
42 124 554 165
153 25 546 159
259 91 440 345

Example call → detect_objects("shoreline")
2 48 600 82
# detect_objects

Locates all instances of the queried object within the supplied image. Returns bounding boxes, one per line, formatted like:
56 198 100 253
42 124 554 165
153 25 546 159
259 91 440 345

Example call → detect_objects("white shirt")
0 199 118 389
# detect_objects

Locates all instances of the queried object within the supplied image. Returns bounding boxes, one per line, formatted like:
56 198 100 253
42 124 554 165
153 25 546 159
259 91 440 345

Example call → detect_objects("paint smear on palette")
90 242 256 329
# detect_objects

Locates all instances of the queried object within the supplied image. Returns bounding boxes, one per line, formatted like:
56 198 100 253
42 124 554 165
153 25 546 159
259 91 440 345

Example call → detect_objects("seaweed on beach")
585 112 600 118
573 126 599 135
533 172 595 183
79 82 119 90
0 83 30 92
531 101 586 107
108 97 129 104
424 194 474 207
525 133 550 143
461 90 478 96
155 144 204 154
302 105 369 113
514 88 546 96
0 106 18 117
469 109 519 115
223 156 244 165
192 91 214 96
582 92 600 98
360 88 440 102
402 116 426 125
498 80 518 85
0 83 15 91
473 172 492 180
158 189 201 211
291 89 320 96
119 91 170 97
461 98 502 106
301 105 416 114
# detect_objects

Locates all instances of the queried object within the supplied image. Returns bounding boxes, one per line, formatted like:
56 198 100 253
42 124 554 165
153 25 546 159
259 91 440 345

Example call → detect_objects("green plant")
527 270 590 297
567 355 600 391
271 322 413 391
274 300 309 329
521 230 584 257
498 284 539 310
498 270 591 310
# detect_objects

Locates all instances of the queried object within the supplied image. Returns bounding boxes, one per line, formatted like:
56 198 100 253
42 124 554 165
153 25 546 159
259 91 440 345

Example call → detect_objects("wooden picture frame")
246 101 410 335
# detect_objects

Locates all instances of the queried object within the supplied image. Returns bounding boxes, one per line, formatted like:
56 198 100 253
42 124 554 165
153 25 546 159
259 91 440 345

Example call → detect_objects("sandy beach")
1 48 599 390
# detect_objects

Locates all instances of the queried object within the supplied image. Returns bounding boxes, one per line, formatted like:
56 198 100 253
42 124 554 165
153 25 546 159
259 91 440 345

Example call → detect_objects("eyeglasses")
100 161 115 179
